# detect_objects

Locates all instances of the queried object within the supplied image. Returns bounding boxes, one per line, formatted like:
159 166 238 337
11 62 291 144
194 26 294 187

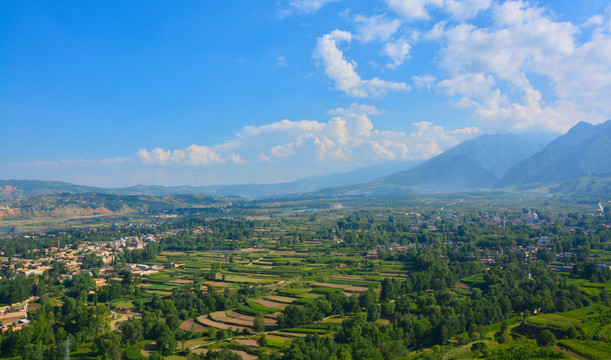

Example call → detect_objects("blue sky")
2 0 611 187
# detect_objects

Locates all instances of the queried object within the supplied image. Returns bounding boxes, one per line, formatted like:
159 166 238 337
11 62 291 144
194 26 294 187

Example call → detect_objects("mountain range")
1 120 610 207
313 120 611 196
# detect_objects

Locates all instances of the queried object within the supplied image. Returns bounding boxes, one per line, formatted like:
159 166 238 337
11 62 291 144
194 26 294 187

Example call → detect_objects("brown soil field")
170 279 193 284
227 310 277 326
234 339 260 347
265 295 297 303
313 282 348 289
254 299 287 309
345 286 369 292
180 319 207 332
210 311 254 327
271 250 298 255
455 282 471 289
196 315 248 331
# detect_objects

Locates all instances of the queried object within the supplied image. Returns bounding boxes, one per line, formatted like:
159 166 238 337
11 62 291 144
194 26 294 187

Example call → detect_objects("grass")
559 339 611 360
527 313 581 330
146 284 174 290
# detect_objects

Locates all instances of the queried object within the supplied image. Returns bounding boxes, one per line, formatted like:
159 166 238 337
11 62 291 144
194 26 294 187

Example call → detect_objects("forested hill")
499 120 611 187
0 192 228 219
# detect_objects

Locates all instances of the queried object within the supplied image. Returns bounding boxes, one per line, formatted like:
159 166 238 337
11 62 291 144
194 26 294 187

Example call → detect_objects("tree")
258 334 268 347
94 332 121 359
254 312 266 332
367 304 381 322
157 330 177 355
537 329 557 347
471 341 487 356
23 343 44 360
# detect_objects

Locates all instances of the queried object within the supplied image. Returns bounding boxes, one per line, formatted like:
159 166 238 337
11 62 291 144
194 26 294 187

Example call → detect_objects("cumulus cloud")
138 145 226 166
443 0 492 20
387 0 490 21
412 74 436 89
387 0 443 20
328 103 380 116
355 14 402 43
136 104 478 172
240 105 478 165
382 37 411 68
283 0 338 15
423 0 611 132
312 30 409 97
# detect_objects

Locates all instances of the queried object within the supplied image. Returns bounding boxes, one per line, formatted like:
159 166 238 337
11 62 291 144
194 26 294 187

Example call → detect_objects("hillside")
0 192 227 220
379 133 542 191
499 120 611 187
0 161 416 200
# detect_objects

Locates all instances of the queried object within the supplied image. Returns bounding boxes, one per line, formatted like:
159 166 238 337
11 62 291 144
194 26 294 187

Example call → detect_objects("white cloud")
423 0 611 133
387 0 489 21
136 104 478 172
382 37 411 68
239 119 325 137
312 30 409 97
387 0 443 20
277 56 288 66
138 145 225 166
412 74 436 89
284 0 338 15
328 103 380 115
443 0 492 20
355 14 402 43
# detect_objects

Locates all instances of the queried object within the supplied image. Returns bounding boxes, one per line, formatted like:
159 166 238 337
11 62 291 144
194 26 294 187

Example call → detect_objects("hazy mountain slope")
0 180 105 199
499 120 611 186
543 121 610 151
377 134 542 190
0 192 226 219
1 160 420 200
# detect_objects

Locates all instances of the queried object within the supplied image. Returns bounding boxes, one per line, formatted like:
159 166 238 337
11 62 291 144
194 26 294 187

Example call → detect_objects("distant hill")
0 192 227 220
375 134 542 191
0 160 417 200
4 123 611 202
0 180 105 199
499 120 611 187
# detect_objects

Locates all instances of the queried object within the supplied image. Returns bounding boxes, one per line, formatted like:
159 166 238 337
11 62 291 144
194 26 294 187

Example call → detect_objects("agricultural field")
0 195 609 360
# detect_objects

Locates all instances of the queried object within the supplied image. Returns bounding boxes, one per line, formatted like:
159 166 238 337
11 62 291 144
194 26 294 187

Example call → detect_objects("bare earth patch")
227 310 277 326
170 279 193 284
455 282 471 289
210 311 254 327
235 339 260 348
180 319 206 332
313 282 348 289
265 295 297 303
345 286 369 292
254 299 287 309
196 315 248 331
